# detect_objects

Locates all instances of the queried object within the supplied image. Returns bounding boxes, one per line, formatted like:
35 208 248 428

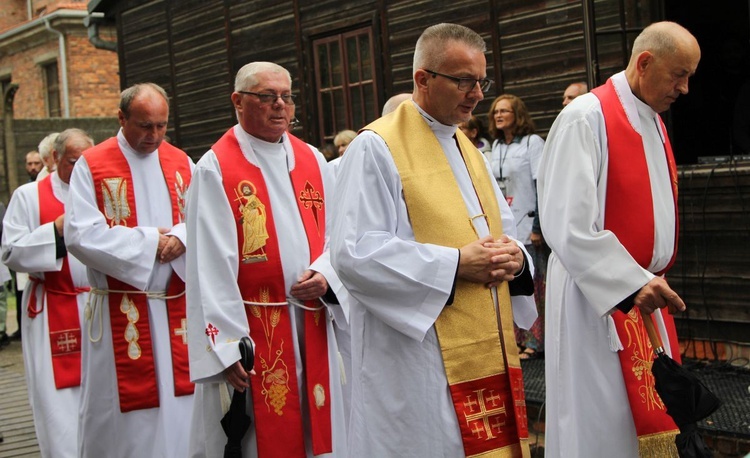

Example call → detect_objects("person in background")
458 114 491 155
487 94 545 359
0 201 8 348
538 21 698 457
381 92 411 116
333 130 357 157
2 128 94 458
562 81 588 107
25 151 43 182
36 132 60 181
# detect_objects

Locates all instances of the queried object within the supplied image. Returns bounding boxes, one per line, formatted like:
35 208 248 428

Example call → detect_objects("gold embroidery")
624 310 665 411
120 294 141 360
102 177 131 227
251 287 291 416
463 388 507 440
175 171 187 222
174 318 188 344
313 383 326 409
234 180 269 263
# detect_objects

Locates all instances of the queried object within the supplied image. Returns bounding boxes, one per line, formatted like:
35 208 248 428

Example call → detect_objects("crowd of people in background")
0 19 701 458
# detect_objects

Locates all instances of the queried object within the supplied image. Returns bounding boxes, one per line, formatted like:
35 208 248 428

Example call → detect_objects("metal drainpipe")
43 17 70 118
27 0 33 21
84 14 117 52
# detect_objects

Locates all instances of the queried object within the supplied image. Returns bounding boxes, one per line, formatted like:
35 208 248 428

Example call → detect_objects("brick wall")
66 31 120 118
0 1 28 33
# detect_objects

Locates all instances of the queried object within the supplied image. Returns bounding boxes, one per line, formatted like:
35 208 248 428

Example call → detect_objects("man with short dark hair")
331 23 536 457
25 151 42 182
539 21 699 457
66 83 195 458
2 128 94 457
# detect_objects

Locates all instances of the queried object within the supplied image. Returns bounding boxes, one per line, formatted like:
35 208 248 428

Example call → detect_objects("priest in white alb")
65 83 195 458
538 22 700 458
185 61 347 457
330 24 537 457
2 128 93 458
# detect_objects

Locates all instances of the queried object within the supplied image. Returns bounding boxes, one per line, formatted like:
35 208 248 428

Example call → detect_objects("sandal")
519 348 541 360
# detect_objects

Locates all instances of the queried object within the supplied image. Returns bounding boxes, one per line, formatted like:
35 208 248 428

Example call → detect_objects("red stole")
31 175 86 389
85 137 193 412
212 128 332 457
593 79 681 440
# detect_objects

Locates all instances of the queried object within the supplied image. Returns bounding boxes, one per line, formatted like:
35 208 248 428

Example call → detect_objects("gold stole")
364 102 530 457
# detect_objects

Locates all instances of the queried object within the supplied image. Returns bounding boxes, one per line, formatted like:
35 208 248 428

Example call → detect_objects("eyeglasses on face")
424 69 493 93
238 91 296 105
494 108 514 115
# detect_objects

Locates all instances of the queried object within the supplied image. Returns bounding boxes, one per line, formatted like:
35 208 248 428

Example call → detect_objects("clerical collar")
413 101 458 139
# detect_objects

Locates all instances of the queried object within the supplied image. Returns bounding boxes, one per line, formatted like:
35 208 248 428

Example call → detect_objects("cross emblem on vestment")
174 318 188 344
56 331 78 353
298 181 323 232
464 388 507 440
205 323 219 345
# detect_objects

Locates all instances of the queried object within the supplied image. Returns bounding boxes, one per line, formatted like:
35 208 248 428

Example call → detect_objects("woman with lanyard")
487 94 546 360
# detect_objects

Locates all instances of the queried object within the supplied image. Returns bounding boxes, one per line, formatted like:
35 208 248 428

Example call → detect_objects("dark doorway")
665 0 750 164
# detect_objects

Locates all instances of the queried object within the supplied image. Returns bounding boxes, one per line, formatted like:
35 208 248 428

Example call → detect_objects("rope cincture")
85 287 186 342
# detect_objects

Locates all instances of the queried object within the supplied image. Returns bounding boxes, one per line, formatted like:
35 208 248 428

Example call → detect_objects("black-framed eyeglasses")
424 70 493 93
238 91 296 105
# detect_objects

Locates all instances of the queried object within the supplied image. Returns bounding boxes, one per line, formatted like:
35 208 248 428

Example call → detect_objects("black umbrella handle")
643 313 665 355
239 336 255 372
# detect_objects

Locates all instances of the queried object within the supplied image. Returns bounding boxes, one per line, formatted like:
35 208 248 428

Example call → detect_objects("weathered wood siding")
671 162 750 343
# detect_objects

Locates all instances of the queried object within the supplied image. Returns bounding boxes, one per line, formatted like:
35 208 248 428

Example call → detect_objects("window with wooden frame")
313 27 379 145
42 60 61 117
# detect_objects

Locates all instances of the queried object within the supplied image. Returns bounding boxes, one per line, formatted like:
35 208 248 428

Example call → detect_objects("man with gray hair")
65 83 195 457
186 61 347 457
331 23 536 456
2 128 93 457
36 132 59 180
539 21 699 457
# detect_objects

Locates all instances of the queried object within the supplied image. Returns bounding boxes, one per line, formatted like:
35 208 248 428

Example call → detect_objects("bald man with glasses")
330 23 536 457
185 61 348 457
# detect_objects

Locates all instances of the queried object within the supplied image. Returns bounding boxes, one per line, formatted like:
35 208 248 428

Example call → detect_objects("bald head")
382 93 411 115
562 82 587 107
625 21 701 113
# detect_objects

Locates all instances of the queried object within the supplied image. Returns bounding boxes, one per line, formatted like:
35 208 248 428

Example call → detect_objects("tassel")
608 315 624 352
337 350 347 385
638 431 679 457
219 382 231 416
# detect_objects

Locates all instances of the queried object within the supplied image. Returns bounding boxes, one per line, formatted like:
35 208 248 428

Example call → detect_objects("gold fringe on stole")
365 102 530 458
637 431 679 457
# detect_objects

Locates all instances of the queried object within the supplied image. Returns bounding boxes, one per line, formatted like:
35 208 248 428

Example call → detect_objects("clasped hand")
458 235 523 288
156 228 185 263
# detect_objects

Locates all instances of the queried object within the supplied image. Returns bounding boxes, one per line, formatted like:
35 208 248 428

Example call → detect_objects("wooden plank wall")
671 162 750 343
494 0 587 135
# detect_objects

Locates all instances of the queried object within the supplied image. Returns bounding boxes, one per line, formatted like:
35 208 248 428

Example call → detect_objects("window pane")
322 91 333 138
351 87 363 129
331 43 342 87
317 43 330 88
359 34 372 80
347 36 359 83
363 83 375 125
333 88 346 133
45 62 61 117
